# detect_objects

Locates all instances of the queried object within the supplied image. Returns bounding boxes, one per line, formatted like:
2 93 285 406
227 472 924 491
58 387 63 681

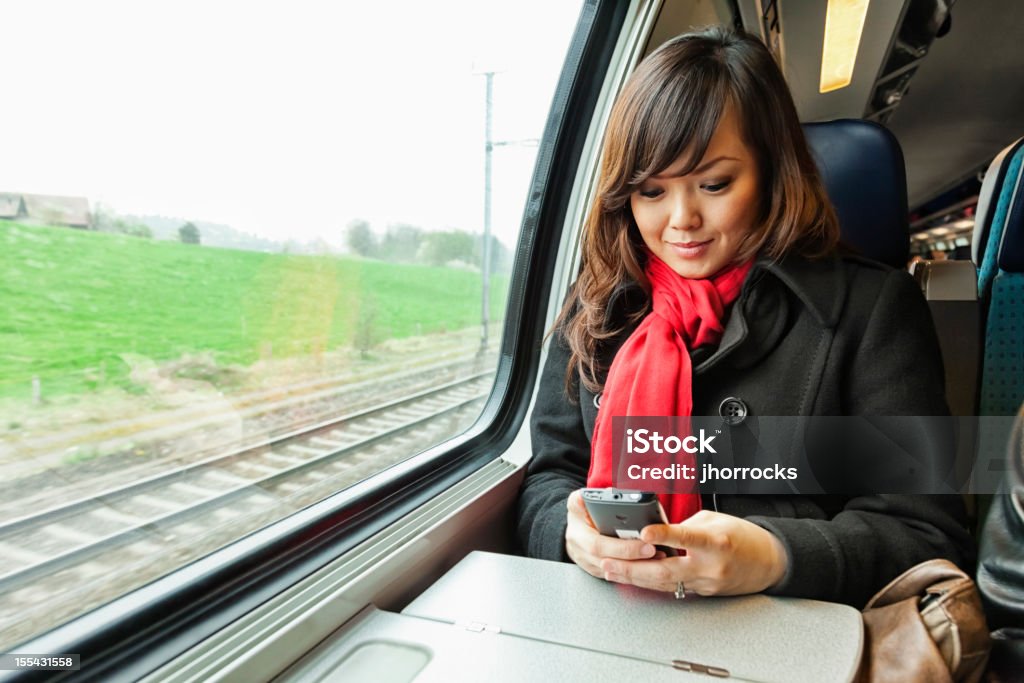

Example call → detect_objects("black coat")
517 253 975 608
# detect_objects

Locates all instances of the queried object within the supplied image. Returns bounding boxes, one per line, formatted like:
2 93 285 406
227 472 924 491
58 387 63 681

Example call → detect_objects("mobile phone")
581 488 670 541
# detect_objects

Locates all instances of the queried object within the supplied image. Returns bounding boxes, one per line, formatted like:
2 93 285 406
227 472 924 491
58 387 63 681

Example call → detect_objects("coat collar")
601 252 848 374
754 252 846 328
606 252 847 329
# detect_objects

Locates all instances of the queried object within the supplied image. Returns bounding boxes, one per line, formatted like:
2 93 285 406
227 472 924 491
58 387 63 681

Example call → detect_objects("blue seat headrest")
997 169 1024 272
803 120 909 268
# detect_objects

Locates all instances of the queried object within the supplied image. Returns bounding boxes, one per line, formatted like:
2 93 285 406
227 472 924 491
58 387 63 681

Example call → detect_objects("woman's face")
630 104 761 279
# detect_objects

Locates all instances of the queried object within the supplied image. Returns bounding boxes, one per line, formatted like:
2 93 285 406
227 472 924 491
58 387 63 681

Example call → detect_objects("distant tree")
89 204 152 238
179 222 201 244
380 223 423 262
106 218 152 239
419 230 476 266
474 233 512 273
124 222 153 239
345 219 376 257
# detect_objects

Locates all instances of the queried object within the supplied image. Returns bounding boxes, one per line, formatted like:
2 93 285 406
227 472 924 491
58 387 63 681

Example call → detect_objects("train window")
0 0 583 651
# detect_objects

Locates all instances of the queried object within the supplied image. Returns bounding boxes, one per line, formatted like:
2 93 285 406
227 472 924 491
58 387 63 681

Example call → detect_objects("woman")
516 26 973 608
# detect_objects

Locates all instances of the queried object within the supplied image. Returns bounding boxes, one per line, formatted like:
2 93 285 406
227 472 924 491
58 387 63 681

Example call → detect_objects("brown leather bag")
860 559 992 683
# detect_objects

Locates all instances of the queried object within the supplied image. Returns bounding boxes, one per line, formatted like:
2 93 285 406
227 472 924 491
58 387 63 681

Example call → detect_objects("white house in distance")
0 192 91 229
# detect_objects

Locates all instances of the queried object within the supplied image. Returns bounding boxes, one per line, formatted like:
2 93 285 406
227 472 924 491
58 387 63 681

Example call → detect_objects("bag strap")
864 559 969 609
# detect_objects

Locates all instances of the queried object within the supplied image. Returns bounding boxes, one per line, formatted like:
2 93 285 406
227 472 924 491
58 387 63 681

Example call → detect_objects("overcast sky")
1 1 583 248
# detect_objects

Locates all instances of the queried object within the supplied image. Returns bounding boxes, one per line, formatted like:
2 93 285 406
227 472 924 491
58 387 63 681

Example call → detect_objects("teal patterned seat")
975 139 1024 496
974 137 1024 301
976 140 1024 302
979 144 1024 417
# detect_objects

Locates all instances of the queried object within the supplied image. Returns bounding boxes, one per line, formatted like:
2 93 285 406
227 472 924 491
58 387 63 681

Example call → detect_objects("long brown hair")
556 26 839 396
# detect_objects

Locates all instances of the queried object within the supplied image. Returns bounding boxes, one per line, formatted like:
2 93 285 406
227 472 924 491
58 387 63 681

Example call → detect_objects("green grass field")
0 222 509 400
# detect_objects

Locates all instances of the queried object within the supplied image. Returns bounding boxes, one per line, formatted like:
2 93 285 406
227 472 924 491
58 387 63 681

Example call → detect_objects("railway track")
0 350 498 522
0 372 491 647
2 346 494 465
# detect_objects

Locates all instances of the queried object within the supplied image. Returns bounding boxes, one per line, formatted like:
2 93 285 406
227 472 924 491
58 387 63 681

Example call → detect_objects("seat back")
976 139 1024 301
910 259 982 495
803 120 988 502
914 260 982 417
803 120 909 268
972 142 1024 501
973 137 1024 276
980 170 1024 417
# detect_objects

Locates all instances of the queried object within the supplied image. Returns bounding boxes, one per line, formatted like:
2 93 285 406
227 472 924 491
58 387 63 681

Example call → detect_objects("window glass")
0 0 583 649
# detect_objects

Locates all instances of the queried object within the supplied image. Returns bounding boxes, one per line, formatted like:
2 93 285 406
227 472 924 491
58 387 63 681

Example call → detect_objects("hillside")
0 221 508 400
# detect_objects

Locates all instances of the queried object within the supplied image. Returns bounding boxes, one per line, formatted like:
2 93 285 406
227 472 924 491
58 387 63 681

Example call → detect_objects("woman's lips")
667 239 712 259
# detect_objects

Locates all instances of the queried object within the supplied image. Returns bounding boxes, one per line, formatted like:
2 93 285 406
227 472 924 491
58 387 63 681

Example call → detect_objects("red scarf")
587 253 753 523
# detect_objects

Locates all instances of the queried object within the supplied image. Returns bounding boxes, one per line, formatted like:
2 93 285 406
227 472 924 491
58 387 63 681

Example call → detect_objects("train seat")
910 256 984 530
912 260 981 417
913 259 981 497
974 137 1024 301
978 143 1024 417
804 120 980 422
975 139 1024 646
804 120 986 533
802 119 908 268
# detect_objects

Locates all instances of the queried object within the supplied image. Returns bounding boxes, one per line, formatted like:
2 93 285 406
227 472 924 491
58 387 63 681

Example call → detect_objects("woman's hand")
600 509 790 596
565 489 657 578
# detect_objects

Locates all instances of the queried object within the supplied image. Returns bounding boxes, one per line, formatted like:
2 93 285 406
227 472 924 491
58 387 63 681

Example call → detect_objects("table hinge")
672 659 730 677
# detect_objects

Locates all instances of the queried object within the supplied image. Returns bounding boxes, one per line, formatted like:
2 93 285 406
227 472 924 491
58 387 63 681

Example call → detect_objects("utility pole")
480 71 494 356
476 70 539 356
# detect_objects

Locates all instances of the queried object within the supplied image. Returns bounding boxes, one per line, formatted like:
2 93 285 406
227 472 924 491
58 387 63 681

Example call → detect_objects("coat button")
719 397 747 425
593 392 603 409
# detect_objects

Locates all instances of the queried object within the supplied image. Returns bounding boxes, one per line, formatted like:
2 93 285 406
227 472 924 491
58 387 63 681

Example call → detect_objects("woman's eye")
703 180 731 193
638 188 663 199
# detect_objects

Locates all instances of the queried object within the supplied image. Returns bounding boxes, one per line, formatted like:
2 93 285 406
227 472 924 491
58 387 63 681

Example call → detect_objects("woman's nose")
669 192 700 230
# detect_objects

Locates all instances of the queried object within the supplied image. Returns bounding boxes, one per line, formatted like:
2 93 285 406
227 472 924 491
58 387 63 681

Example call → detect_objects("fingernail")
641 544 655 556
